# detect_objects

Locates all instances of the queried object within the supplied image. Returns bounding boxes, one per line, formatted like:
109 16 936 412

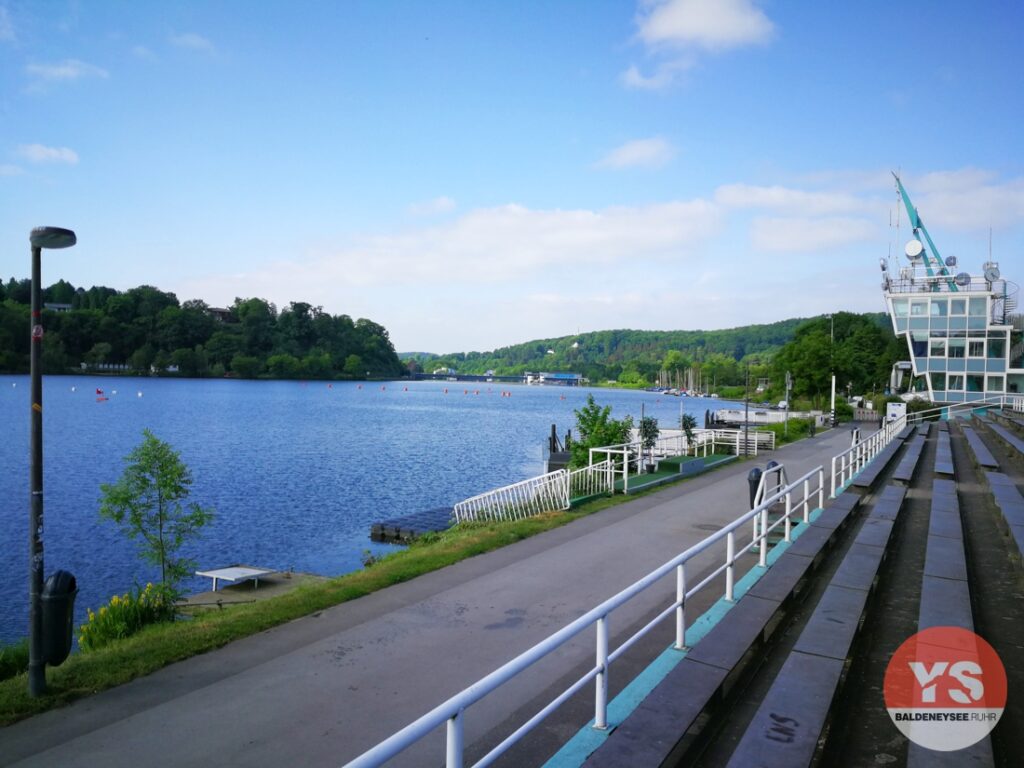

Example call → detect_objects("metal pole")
745 366 753 456
594 616 609 729
28 244 45 698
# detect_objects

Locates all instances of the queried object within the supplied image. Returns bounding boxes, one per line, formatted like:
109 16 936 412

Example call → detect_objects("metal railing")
829 415 906 497
568 459 614 499
453 470 570 523
345 466 826 768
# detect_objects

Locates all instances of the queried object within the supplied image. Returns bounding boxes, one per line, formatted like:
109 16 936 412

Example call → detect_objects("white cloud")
169 32 215 52
715 183 872 216
408 196 457 216
132 45 157 60
597 137 676 169
0 164 23 176
907 172 1024 232
619 58 693 90
637 0 775 51
0 7 14 42
17 144 79 164
25 59 108 81
751 216 878 252
182 199 723 308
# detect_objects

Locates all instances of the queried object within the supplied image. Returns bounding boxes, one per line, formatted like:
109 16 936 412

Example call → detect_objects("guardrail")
345 466 826 768
829 416 906 497
453 470 570 523
568 459 614 499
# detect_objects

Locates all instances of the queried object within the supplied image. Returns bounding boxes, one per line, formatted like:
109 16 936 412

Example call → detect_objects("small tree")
99 430 214 598
638 416 659 471
680 413 697 453
570 394 634 468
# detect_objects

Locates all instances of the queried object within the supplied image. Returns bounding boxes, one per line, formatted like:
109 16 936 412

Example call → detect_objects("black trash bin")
41 570 78 666
747 467 763 510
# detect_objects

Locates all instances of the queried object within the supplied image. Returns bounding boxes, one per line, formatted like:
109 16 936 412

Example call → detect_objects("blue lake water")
0 376 739 644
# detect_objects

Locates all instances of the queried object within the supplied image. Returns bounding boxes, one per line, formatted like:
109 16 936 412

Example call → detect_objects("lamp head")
30 226 77 249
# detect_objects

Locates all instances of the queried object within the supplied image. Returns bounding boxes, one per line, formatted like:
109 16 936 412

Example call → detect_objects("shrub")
0 638 29 682
78 583 175 652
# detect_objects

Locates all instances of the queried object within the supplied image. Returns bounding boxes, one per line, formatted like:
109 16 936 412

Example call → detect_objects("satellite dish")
945 255 957 267
954 272 971 286
905 239 924 259
985 265 1000 282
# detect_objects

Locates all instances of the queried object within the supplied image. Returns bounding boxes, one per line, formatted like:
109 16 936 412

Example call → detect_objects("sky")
2 0 1023 354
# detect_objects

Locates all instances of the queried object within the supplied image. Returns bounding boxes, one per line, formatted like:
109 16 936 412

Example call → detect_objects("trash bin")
747 467 763 510
41 570 78 666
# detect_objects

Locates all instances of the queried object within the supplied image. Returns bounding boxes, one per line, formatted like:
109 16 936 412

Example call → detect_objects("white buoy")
137 391 143 398
112 390 117 395
71 386 76 392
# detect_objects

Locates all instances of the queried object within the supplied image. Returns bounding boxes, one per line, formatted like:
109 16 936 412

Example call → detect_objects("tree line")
404 312 902 403
404 319 807 386
0 277 405 379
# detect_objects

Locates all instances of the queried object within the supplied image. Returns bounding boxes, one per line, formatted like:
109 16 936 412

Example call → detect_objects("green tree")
98 430 214 597
570 394 634 467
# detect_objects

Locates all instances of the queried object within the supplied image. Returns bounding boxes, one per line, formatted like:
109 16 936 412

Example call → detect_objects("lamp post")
28 226 76 697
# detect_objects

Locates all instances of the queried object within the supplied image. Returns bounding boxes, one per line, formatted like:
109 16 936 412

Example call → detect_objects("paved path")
2 429 853 768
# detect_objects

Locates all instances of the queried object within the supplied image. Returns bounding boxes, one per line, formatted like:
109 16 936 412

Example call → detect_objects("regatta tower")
881 175 1023 402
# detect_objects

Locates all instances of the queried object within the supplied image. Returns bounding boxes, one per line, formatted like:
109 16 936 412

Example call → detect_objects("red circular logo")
884 626 1006 751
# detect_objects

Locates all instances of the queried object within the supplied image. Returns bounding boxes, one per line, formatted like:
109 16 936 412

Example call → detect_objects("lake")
0 376 739 644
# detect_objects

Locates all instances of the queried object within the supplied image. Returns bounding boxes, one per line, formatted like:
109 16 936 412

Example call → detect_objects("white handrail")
453 470 569 523
345 466 826 768
829 416 905 497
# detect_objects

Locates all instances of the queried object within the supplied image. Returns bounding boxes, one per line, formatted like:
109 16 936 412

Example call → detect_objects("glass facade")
886 289 1021 401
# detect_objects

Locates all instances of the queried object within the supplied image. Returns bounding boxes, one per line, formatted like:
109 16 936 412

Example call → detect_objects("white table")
195 565 275 592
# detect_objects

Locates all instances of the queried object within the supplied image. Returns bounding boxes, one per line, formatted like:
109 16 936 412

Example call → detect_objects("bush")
756 417 814 445
78 583 176 652
0 638 28 682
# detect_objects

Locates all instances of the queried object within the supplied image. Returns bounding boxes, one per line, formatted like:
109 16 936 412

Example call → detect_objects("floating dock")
370 507 455 543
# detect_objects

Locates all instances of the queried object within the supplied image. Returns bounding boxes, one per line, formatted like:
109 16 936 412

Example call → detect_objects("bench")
892 435 926 485
985 420 1024 457
909 479 994 767
961 425 999 470
195 565 275 592
850 439 903 494
726 485 905 767
583 492 862 768
984 472 1024 558
934 429 954 476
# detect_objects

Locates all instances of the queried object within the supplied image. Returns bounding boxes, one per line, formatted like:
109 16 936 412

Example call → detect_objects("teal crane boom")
893 172 958 291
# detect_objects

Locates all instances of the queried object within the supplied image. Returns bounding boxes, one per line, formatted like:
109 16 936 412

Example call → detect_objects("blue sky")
2 0 1022 353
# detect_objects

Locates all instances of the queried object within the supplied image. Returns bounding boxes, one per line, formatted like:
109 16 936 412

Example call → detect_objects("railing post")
726 531 735 601
446 709 464 768
675 564 686 649
818 468 824 511
784 491 792 542
594 616 609 730
759 507 768 567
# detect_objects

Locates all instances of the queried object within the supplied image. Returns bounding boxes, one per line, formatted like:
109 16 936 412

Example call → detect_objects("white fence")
453 470 570 523
829 415 906 497
453 461 616 524
346 466 826 768
568 459 614 499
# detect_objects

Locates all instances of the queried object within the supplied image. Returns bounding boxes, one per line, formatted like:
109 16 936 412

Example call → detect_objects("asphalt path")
2 427 854 768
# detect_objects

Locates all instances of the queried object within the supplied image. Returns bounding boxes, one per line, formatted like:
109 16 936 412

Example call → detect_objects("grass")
0 456 745 727
0 494 633 725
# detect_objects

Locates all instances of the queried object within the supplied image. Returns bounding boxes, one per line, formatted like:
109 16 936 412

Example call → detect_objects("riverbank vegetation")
0 279 405 379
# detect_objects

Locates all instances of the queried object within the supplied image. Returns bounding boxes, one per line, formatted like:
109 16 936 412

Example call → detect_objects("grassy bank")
0 492 642 726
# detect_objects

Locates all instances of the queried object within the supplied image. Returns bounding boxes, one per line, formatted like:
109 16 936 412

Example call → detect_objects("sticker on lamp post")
884 626 1006 752
32 324 44 340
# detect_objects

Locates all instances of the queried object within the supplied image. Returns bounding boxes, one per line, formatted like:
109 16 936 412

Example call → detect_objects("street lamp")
28 226 76 697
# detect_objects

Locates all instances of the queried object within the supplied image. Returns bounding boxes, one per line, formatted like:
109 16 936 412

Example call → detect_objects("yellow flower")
111 595 119 606
99 606 107 616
